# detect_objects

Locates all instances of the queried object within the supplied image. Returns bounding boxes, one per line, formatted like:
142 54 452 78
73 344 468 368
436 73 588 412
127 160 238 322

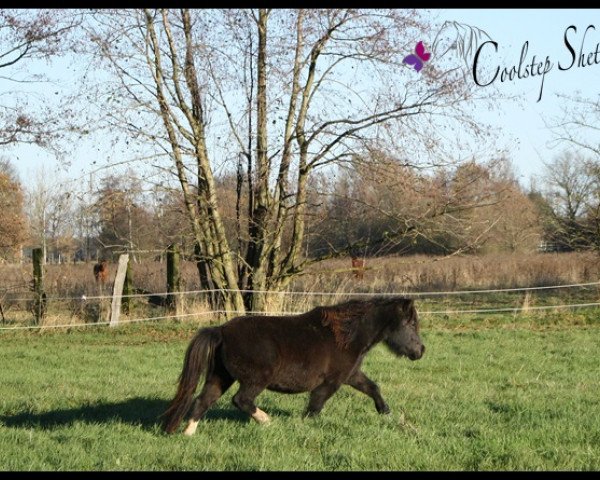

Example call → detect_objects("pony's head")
383 299 425 361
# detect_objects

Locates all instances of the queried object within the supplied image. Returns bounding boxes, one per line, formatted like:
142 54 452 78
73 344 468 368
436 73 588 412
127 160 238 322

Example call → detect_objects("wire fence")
4 280 600 303
1 280 599 331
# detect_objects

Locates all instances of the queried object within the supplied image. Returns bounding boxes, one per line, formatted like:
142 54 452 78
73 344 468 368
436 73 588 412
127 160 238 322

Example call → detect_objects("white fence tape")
1 301 599 331
3 280 600 303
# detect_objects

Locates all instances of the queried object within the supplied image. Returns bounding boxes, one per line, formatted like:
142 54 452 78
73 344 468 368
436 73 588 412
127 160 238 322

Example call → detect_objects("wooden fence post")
32 247 46 325
122 258 132 315
167 244 181 313
109 254 129 328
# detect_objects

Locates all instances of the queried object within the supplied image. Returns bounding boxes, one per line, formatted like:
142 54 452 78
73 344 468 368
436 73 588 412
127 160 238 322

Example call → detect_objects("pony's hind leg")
345 369 389 414
232 383 270 424
183 368 234 436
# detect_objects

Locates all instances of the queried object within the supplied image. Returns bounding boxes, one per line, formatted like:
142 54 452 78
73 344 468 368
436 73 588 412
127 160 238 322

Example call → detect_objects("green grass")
1 321 599 471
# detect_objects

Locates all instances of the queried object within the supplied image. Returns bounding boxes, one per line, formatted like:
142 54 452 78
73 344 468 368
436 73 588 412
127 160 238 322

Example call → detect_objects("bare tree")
542 151 600 250
551 92 600 158
0 10 80 149
82 9 496 312
0 158 27 261
26 166 77 263
545 89 600 250
72 192 101 263
488 184 542 253
94 172 158 262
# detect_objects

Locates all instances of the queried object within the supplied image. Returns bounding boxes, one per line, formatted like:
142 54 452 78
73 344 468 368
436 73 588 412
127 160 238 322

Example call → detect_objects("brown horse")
162 297 425 435
93 260 109 286
351 257 365 279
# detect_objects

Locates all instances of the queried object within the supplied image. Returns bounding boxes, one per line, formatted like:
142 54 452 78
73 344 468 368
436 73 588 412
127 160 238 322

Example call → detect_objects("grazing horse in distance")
93 260 109 287
162 297 425 435
351 256 365 280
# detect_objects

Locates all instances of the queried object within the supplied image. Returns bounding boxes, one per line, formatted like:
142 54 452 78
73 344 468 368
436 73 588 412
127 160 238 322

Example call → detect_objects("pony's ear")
403 298 415 313
398 298 415 322
320 309 333 328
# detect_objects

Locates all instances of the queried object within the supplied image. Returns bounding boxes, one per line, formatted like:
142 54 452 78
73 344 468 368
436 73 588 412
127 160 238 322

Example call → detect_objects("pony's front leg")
344 369 389 414
304 382 341 417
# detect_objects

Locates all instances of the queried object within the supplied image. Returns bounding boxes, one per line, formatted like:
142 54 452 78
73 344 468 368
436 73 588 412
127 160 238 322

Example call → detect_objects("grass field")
1 317 599 471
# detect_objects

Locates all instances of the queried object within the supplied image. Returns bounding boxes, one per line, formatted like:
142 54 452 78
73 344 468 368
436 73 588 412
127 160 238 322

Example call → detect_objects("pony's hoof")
183 420 198 436
251 408 271 425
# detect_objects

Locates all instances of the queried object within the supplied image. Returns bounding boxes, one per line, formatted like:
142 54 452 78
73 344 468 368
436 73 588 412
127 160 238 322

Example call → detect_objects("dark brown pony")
162 297 425 435
93 260 109 286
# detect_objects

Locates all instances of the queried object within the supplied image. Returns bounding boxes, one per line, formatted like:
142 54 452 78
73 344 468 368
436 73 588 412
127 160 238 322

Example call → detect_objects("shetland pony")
162 297 424 435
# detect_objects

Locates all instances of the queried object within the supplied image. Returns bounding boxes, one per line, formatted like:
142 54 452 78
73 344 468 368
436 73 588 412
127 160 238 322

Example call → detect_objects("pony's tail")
161 327 223 434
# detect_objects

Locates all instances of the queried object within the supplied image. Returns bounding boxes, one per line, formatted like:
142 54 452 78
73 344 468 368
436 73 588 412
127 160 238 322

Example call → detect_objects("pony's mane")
315 297 413 349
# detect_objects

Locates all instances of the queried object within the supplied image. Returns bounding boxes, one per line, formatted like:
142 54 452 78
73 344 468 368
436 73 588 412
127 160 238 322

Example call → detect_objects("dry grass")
281 251 600 313
1 251 599 325
299 252 600 292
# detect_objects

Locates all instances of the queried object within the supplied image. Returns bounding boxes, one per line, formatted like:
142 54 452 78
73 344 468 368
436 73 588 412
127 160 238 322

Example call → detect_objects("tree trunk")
244 9 271 312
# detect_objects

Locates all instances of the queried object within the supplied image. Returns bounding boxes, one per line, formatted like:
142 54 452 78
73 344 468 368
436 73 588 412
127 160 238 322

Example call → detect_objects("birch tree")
83 9 494 312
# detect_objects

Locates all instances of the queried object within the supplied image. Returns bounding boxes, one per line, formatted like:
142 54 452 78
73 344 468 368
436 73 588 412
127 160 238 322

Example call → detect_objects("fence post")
110 254 130 328
122 258 132 315
32 247 46 325
167 244 180 313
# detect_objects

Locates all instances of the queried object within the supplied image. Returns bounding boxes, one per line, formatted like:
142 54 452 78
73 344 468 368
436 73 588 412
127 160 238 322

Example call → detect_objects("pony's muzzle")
409 344 425 361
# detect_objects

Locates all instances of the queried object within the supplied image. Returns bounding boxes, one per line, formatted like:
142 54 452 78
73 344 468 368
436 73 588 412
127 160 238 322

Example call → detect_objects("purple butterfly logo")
403 41 431 73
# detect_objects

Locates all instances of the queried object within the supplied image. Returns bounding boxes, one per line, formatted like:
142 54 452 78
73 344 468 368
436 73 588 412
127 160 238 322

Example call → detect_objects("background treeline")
1 150 598 264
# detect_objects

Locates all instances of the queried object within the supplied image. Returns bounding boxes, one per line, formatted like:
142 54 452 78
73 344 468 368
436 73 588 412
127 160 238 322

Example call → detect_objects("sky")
2 8 600 191
432 8 600 183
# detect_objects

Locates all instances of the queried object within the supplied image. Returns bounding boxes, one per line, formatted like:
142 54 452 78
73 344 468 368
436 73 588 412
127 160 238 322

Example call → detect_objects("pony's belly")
266 369 322 393
266 384 309 394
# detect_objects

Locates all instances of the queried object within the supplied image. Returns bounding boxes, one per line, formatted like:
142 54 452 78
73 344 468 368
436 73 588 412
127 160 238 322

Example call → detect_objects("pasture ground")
1 316 599 471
